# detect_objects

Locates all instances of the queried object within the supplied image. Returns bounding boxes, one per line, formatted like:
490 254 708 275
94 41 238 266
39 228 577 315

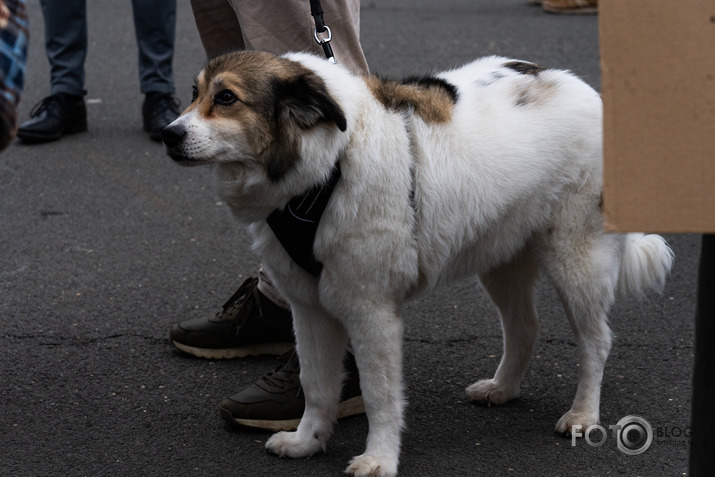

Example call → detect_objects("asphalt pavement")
1 1 700 476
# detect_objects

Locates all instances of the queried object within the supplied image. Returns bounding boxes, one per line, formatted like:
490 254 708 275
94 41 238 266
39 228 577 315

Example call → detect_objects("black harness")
266 162 341 276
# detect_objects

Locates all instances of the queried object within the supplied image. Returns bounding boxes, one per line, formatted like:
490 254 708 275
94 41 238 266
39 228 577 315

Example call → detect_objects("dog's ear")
275 73 347 132
265 72 347 182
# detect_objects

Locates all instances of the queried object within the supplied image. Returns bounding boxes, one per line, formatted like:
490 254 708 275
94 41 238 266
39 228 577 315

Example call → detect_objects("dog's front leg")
265 304 348 458
343 307 405 477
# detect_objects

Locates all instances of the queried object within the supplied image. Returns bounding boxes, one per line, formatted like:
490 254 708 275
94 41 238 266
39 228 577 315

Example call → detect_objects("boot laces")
209 277 263 332
259 349 303 398
28 95 62 118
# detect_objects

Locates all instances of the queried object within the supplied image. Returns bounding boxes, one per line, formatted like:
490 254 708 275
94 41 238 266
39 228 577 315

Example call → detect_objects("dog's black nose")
162 123 186 148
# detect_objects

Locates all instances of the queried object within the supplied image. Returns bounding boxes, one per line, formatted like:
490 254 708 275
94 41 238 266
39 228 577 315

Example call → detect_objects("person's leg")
189 0 244 58
131 0 176 95
176 0 369 346
41 0 87 96
131 0 179 140
171 1 290 360
321 0 369 75
231 0 369 75
16 0 87 143
217 0 370 430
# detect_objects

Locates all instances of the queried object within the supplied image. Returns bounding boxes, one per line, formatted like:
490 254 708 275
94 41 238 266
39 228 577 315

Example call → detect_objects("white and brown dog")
163 50 673 477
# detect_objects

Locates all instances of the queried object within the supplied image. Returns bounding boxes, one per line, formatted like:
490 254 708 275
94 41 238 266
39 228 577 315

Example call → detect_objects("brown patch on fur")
511 76 557 107
364 75 457 123
502 60 556 108
193 51 346 181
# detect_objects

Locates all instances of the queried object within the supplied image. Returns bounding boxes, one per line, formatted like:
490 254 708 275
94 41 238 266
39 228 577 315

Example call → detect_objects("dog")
163 50 674 477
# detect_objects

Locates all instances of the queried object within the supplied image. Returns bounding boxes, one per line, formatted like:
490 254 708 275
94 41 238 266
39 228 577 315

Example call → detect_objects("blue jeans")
40 0 176 96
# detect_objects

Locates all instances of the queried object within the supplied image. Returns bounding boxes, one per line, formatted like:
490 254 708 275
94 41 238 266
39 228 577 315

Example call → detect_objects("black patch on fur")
503 61 544 76
401 75 460 103
266 73 346 182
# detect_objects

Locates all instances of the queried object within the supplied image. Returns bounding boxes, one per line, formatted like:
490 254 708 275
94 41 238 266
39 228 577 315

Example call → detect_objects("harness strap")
266 162 341 277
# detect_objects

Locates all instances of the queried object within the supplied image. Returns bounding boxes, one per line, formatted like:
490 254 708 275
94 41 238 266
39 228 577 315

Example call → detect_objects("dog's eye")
215 89 239 106
191 86 198 103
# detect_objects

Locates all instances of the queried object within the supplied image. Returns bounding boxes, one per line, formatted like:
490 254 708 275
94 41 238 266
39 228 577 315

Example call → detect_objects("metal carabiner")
313 25 336 63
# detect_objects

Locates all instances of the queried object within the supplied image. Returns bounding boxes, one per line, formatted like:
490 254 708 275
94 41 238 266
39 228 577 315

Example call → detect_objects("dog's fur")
163 50 674 477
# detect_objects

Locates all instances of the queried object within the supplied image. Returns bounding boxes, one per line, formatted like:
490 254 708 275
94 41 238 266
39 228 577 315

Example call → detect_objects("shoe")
542 0 597 14
219 349 365 431
169 277 295 359
142 92 180 141
16 93 87 143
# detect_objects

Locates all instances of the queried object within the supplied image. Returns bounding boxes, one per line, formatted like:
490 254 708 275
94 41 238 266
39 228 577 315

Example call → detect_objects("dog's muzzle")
162 123 198 165
162 123 186 149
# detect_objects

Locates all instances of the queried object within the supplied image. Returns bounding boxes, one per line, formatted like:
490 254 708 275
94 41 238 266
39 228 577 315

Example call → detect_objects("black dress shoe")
16 93 87 143
142 92 180 141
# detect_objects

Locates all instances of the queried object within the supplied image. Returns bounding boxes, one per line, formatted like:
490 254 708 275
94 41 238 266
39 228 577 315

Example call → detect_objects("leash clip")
313 25 332 44
313 25 336 63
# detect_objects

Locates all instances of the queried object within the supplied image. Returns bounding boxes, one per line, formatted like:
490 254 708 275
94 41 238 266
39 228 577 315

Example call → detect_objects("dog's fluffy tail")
617 233 674 298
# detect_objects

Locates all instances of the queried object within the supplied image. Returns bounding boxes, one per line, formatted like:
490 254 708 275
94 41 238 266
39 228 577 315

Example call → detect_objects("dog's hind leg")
265 304 348 458
342 305 405 477
550 268 615 435
543 217 620 435
467 247 540 405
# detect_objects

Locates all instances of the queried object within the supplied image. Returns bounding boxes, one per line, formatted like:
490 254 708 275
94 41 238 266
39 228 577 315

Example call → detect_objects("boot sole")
17 119 88 144
171 339 293 359
220 395 366 432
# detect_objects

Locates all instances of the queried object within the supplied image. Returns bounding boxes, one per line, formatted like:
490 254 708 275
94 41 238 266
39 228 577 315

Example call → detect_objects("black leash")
310 0 336 63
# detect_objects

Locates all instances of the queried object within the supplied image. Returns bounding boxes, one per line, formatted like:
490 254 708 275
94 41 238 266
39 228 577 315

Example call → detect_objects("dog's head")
162 50 347 182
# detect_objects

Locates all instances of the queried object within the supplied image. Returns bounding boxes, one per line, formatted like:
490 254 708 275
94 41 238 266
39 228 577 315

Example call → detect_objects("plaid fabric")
0 0 28 148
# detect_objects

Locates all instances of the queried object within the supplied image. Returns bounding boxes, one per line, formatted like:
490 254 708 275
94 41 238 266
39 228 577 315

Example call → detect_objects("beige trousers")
189 0 369 75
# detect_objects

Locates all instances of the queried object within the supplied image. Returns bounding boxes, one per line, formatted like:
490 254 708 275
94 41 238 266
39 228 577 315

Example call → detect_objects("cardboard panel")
600 0 715 232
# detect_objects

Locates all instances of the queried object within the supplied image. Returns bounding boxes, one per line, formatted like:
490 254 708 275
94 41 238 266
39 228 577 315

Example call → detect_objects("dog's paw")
555 410 598 435
265 431 326 458
346 454 398 477
466 379 518 406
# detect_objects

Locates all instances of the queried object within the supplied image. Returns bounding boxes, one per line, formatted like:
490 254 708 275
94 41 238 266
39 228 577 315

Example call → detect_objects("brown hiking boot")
169 277 295 359
219 349 365 431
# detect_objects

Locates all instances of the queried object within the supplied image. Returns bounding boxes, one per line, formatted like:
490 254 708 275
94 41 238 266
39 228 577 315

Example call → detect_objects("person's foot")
142 92 180 141
219 349 365 431
542 0 598 14
16 93 87 143
169 277 295 359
